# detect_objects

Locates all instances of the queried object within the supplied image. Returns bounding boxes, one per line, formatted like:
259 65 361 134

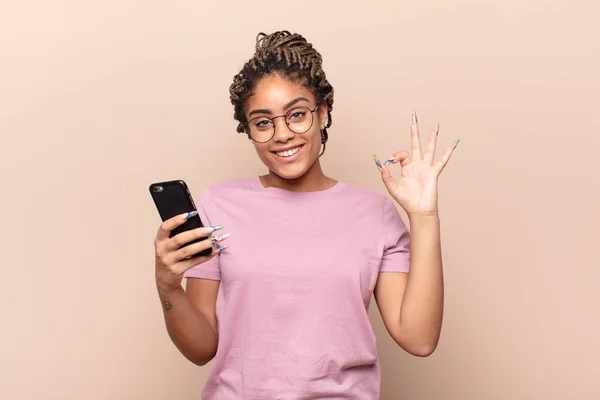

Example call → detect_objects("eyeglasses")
246 105 319 143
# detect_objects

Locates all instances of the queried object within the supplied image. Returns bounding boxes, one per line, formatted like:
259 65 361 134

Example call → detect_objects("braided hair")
229 31 334 154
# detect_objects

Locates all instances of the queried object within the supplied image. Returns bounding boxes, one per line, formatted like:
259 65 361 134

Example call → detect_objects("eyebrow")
247 97 310 118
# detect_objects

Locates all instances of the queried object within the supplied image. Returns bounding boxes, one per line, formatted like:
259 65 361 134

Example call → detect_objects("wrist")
408 211 439 221
407 212 440 230
156 282 183 298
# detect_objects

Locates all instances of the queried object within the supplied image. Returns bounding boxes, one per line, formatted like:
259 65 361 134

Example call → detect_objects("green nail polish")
211 225 224 231
453 139 460 149
373 155 382 168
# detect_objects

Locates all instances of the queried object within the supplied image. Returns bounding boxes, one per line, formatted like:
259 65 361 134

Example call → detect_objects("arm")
158 278 219 366
154 211 229 366
374 213 443 357
374 112 457 357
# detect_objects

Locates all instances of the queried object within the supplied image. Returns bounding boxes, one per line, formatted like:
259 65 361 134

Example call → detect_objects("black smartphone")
149 180 212 257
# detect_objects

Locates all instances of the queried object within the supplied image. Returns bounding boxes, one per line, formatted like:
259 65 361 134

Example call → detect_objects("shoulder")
340 181 390 208
197 177 254 200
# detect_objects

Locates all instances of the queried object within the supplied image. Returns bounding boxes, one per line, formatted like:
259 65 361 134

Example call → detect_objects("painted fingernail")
218 245 229 254
373 155 382 168
186 211 198 219
412 110 418 124
210 225 224 231
453 139 460 149
383 158 395 166
210 233 230 245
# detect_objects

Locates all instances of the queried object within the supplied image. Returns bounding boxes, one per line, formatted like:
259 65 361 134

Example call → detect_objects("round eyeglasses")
246 105 319 143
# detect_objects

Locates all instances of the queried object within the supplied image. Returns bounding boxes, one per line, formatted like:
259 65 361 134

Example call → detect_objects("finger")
410 111 422 161
379 162 397 194
156 211 198 241
374 155 396 192
434 139 460 174
172 236 220 263
423 124 440 164
392 150 411 167
173 248 219 275
167 226 222 251
381 150 410 168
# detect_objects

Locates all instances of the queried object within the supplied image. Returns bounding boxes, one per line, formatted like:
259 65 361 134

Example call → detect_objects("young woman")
153 31 458 399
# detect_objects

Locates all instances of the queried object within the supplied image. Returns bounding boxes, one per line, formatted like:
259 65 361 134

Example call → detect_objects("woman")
153 31 458 399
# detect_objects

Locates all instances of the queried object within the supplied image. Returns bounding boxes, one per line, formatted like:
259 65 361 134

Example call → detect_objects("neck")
261 159 336 192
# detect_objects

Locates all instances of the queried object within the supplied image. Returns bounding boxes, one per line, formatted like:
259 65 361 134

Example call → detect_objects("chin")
271 166 308 180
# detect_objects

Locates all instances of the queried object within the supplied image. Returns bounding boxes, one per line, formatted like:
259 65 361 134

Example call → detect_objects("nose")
272 116 295 143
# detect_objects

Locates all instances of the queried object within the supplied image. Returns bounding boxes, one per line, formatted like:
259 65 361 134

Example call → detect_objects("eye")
288 111 306 121
254 119 273 129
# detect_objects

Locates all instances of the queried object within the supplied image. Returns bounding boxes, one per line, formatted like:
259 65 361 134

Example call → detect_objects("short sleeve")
379 197 411 273
183 188 221 281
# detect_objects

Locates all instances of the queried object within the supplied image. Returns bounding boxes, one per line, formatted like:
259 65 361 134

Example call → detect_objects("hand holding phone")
153 212 220 293
149 180 228 293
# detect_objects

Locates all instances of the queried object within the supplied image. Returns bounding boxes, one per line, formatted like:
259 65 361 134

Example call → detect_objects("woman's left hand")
374 111 459 217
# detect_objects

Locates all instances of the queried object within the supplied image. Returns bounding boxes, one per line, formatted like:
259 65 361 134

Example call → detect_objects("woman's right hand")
154 212 228 294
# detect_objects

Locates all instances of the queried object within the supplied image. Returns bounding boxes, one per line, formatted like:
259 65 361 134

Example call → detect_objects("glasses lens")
247 117 274 143
286 107 313 134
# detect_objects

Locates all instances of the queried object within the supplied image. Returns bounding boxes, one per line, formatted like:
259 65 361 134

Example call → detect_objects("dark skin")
155 74 456 365
247 74 336 193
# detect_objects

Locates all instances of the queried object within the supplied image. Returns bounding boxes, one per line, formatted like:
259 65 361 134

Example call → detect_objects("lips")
272 144 304 157
274 146 302 157
271 144 305 162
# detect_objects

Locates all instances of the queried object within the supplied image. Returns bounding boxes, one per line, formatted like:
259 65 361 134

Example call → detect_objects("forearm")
158 285 218 366
398 213 444 354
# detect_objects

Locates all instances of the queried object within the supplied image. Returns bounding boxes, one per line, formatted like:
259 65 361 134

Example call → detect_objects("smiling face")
245 74 327 181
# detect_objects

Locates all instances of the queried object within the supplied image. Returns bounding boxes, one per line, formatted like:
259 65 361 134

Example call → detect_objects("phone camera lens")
153 186 163 192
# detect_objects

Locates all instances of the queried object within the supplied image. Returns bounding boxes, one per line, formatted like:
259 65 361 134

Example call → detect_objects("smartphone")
149 180 212 257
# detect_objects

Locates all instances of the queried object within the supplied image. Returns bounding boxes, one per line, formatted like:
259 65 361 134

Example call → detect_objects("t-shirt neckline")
249 176 347 199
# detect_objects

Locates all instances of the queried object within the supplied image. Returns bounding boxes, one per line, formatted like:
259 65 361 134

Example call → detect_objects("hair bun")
255 31 320 61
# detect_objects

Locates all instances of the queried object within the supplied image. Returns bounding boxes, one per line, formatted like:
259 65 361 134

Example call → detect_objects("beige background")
2 0 599 399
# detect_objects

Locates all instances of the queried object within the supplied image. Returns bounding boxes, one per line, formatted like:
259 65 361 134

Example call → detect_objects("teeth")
276 146 301 157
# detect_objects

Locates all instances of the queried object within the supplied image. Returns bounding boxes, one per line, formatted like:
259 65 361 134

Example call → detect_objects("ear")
318 102 329 128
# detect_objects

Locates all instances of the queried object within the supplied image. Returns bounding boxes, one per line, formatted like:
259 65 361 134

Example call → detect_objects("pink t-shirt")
184 176 410 399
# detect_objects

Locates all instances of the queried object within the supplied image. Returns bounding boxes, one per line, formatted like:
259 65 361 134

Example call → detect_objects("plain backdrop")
1 0 599 399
